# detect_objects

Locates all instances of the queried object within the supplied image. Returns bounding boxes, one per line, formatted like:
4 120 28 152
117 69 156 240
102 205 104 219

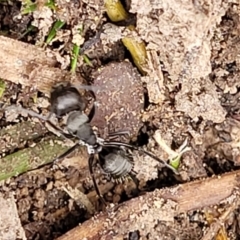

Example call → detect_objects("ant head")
50 83 86 117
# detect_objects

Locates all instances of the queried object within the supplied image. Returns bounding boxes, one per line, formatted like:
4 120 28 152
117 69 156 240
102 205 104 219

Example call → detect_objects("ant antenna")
3 105 72 139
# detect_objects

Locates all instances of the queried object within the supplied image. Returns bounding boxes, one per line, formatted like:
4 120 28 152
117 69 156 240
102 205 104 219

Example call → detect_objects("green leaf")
45 20 65 45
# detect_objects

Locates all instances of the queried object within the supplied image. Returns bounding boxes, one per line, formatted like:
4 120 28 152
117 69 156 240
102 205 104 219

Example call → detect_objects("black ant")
3 82 178 206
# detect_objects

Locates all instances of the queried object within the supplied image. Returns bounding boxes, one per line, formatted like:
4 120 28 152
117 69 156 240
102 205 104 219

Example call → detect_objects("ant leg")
88 154 107 206
45 111 53 120
108 130 130 138
54 143 80 162
4 105 48 121
103 141 179 175
45 119 73 139
17 143 80 176
87 101 96 123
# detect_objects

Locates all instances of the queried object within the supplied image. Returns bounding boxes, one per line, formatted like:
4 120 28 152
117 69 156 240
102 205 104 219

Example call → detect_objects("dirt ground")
0 0 240 239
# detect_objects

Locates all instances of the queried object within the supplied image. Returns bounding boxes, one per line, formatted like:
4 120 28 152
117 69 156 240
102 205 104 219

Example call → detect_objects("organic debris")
0 0 240 239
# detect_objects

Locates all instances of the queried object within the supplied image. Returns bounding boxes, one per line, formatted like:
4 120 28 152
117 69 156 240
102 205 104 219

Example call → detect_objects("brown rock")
91 61 143 140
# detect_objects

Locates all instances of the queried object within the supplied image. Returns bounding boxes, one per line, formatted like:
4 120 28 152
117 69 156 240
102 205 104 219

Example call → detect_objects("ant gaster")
5 82 178 206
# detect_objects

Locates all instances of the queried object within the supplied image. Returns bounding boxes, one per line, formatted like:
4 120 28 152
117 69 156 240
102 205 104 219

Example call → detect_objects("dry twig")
57 170 240 239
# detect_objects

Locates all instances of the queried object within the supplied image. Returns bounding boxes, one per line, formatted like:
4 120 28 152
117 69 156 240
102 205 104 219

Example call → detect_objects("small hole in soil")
203 157 237 176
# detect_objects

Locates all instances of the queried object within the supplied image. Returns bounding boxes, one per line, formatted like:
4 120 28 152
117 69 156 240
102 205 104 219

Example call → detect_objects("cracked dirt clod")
129 0 227 123
91 61 143 139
